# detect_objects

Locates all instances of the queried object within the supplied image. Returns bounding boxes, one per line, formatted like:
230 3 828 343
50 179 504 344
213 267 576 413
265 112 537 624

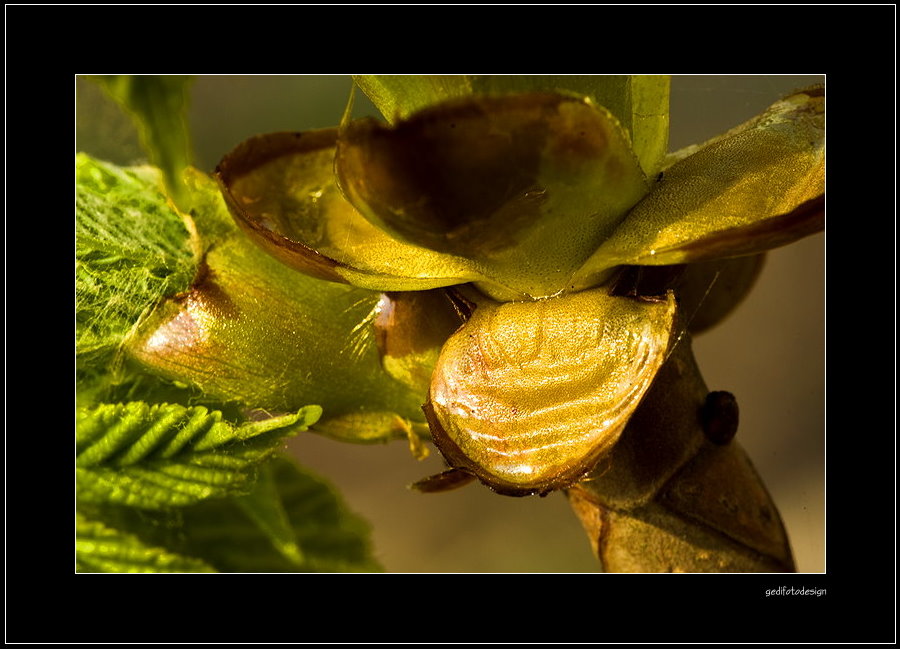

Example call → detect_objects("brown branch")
566 338 795 573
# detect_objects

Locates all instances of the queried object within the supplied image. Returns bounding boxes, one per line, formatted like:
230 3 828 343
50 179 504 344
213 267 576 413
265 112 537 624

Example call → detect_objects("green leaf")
215 129 479 292
234 462 305 566
76 154 197 373
182 166 236 246
354 75 670 176
126 169 431 444
82 456 382 572
76 402 322 509
188 456 381 572
76 513 216 573
88 75 194 208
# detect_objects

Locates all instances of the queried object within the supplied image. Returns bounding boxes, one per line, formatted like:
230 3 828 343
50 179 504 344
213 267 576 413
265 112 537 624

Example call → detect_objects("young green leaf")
87 75 194 208
198 456 382 572
76 513 216 573
76 402 322 509
234 462 306 566
83 456 381 572
76 154 198 381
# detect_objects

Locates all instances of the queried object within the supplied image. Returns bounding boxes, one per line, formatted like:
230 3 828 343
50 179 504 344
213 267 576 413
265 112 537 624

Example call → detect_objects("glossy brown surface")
337 92 648 299
216 129 477 292
215 130 350 283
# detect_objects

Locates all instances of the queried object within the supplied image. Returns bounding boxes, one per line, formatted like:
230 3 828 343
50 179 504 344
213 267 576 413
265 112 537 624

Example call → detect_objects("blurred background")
76 74 825 573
